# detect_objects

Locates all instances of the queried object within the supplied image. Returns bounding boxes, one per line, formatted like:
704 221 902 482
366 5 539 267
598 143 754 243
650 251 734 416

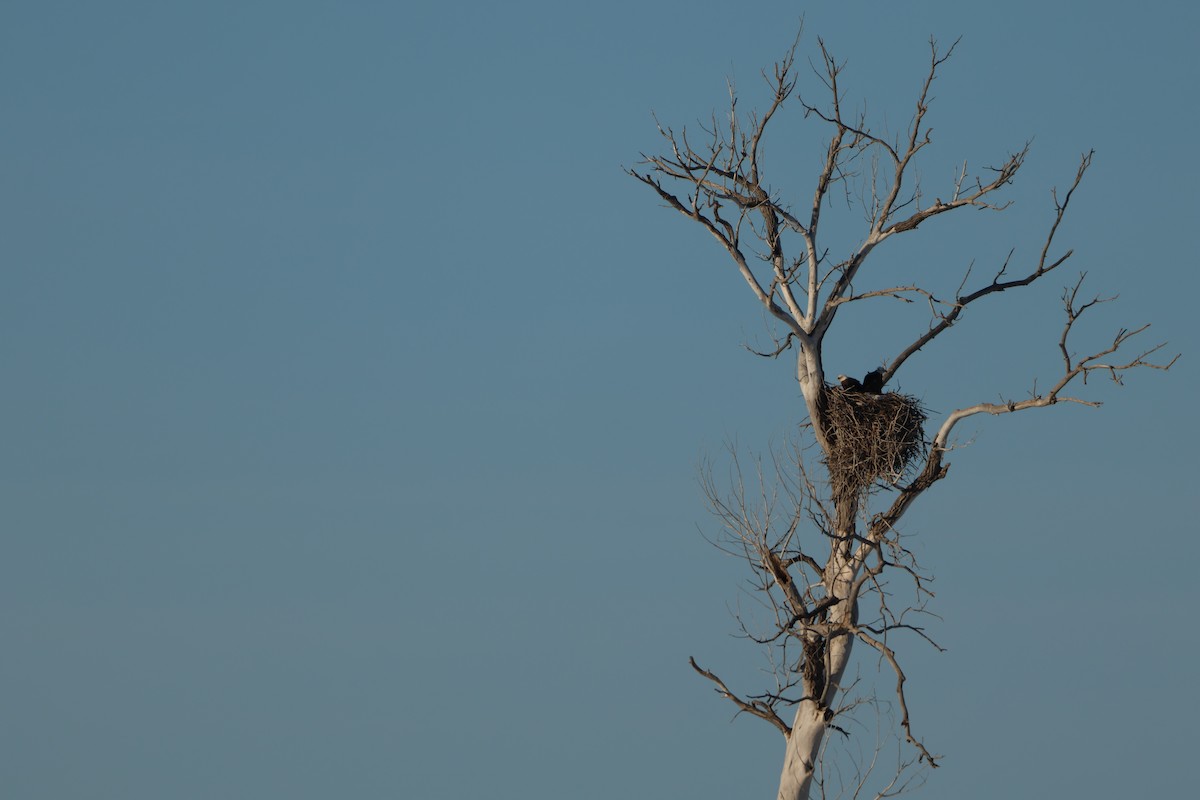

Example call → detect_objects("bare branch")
886 150 1094 381
690 656 792 736
932 274 1178 450
852 630 940 767
744 331 797 358
827 285 944 309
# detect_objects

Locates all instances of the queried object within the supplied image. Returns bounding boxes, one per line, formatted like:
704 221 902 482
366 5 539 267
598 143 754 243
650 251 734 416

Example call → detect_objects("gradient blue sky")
2 2 1197 798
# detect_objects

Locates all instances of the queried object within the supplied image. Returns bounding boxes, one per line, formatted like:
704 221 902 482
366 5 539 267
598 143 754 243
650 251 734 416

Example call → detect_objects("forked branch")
852 629 939 768
871 270 1178 541
932 274 1178 449
884 150 1095 384
690 656 792 736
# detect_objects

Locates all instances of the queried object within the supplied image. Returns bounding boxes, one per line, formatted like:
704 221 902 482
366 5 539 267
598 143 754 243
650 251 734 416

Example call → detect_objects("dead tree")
628 31 1176 800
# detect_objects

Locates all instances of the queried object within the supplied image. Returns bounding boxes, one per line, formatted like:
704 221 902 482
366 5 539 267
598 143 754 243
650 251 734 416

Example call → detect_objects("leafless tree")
627 30 1176 800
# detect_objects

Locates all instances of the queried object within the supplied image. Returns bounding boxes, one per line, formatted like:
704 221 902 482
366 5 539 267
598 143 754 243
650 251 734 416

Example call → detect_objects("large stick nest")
824 387 928 497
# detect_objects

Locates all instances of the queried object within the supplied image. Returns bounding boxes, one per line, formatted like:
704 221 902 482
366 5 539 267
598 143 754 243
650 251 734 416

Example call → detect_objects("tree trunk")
795 345 826 428
776 633 854 800
785 331 859 799
776 533 857 800
777 699 827 800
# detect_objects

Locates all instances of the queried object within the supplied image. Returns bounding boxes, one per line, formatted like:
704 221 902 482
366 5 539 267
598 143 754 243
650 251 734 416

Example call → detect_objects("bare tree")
628 30 1176 800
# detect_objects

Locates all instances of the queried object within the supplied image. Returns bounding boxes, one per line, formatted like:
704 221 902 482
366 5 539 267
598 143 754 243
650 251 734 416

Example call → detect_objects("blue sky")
2 2 1197 798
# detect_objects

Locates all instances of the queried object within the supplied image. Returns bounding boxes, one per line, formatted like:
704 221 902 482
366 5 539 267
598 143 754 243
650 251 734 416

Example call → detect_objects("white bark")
777 557 857 800
776 634 854 800
795 342 831 455
777 701 827 800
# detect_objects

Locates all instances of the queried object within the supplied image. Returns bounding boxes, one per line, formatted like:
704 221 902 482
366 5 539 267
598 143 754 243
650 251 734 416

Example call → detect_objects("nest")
824 386 928 499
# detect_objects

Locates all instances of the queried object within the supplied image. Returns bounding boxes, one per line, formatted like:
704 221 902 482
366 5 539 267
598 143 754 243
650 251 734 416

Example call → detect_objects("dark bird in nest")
862 368 885 394
836 368 887 394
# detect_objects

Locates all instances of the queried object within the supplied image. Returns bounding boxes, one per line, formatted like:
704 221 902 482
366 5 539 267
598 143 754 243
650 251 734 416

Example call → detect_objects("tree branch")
932 274 1179 450
886 150 1094 382
689 656 792 736
851 630 939 767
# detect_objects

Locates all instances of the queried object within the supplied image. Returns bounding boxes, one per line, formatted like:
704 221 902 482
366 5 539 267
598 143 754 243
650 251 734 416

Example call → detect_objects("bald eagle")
836 374 863 391
836 368 886 394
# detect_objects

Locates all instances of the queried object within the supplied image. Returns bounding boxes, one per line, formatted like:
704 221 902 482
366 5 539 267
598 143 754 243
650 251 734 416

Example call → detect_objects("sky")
2 1 1197 798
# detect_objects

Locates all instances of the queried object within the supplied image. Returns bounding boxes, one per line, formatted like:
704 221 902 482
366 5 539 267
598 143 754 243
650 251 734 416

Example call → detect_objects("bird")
836 368 887 394
836 374 864 392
